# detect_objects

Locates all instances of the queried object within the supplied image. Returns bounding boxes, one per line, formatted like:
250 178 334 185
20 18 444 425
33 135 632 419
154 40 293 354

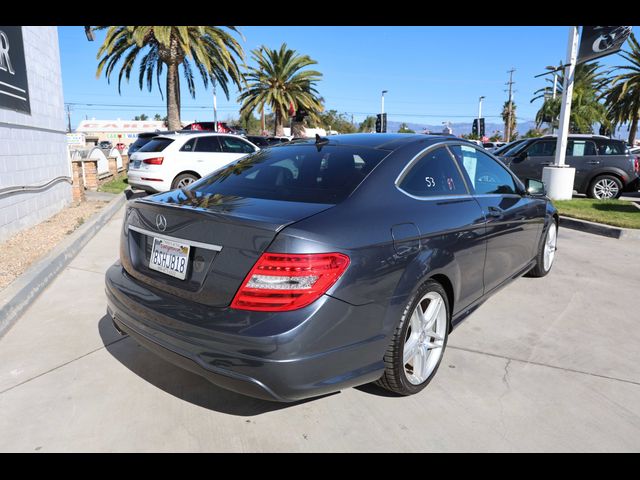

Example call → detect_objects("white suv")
128 132 259 193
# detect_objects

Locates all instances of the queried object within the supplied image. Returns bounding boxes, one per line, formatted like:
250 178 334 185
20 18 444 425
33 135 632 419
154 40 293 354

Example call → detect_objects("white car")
128 132 259 193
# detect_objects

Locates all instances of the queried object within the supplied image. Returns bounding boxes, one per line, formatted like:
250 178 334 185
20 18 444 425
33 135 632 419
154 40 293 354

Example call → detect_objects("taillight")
231 253 350 311
143 157 164 165
634 156 639 174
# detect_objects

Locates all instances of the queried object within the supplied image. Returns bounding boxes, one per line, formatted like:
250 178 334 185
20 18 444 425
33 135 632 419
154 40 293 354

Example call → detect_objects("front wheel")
527 220 557 278
376 280 450 396
588 175 622 199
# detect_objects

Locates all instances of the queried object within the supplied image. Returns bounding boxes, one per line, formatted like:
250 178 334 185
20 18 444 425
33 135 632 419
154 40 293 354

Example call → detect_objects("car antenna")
315 133 329 150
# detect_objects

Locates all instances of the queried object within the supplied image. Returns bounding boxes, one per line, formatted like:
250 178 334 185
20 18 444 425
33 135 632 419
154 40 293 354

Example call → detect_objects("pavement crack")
0 336 129 395
448 344 640 388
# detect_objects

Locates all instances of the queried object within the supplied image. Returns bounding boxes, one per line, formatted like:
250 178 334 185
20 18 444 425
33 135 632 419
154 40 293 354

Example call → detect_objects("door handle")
486 206 504 218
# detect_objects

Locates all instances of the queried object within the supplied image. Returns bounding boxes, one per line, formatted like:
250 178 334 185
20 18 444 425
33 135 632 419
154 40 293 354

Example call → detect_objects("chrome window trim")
394 141 473 201
127 225 223 252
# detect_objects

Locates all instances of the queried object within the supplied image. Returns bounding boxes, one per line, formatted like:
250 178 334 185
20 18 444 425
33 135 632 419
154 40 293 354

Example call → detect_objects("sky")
57 26 638 130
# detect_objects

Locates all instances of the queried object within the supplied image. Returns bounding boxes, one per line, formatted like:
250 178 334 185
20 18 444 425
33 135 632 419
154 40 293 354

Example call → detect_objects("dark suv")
498 135 640 199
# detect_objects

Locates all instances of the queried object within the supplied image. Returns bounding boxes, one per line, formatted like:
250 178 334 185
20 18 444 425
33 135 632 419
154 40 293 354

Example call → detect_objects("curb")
559 215 640 240
0 193 126 339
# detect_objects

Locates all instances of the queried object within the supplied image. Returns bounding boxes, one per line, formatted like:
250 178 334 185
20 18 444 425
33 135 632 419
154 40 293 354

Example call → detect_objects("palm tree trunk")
628 113 639 146
275 110 284 136
166 62 181 131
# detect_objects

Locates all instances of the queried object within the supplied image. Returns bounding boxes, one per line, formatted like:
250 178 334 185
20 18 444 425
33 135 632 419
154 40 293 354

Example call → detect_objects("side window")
450 145 518 195
194 136 222 152
526 140 556 157
567 140 597 156
180 138 197 152
398 147 467 197
220 137 255 154
597 140 625 155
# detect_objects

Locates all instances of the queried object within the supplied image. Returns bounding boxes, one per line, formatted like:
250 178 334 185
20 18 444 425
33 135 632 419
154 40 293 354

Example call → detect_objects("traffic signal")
472 118 485 136
376 113 387 133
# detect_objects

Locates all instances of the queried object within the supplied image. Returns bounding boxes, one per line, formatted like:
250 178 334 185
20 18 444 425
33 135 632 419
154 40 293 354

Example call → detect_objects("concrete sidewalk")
0 209 639 452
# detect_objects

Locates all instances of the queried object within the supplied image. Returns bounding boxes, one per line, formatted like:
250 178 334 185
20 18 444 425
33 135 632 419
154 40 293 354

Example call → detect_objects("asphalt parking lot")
1 204 639 452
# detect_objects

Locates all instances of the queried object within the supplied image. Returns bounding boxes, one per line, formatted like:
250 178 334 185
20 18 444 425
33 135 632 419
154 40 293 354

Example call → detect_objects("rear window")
137 138 174 153
597 139 626 155
187 145 389 204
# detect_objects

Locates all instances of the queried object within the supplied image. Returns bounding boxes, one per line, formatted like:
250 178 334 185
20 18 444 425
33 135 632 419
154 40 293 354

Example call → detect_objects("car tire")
587 174 623 199
527 219 558 278
171 173 199 190
376 279 450 396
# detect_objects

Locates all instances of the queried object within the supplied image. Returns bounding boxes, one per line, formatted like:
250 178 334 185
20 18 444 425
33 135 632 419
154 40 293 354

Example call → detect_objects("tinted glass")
498 139 528 157
450 145 518 195
180 138 197 152
399 147 467 196
137 138 174 153
220 137 255 154
188 145 389 204
567 140 597 156
526 140 556 156
597 139 626 155
194 136 222 152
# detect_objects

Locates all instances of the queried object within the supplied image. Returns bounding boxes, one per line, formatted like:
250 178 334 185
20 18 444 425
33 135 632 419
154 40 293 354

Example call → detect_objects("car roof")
282 133 468 151
153 132 250 141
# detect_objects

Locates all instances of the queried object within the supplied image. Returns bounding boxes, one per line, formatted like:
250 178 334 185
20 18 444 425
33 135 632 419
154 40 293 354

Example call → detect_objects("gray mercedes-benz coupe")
106 134 558 402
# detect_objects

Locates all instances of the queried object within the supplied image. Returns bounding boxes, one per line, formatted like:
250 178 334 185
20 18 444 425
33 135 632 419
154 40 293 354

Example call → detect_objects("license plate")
133 160 141 168
149 237 190 280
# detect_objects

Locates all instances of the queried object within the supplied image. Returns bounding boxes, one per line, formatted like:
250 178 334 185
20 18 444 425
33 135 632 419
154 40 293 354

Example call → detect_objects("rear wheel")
376 280 449 396
588 175 622 199
172 173 199 190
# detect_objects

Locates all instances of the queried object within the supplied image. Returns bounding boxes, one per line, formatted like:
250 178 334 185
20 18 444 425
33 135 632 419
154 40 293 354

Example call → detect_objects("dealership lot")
0 206 639 452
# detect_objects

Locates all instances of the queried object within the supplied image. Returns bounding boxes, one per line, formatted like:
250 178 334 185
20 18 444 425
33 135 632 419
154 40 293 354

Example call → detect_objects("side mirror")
525 178 546 196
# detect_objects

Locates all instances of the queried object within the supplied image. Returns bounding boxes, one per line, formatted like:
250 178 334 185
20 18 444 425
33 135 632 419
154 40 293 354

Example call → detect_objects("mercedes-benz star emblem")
156 214 167 232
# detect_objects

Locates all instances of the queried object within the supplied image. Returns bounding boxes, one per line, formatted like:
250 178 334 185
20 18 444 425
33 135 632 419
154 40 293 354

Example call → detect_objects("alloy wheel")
543 222 557 272
593 178 619 199
403 291 448 385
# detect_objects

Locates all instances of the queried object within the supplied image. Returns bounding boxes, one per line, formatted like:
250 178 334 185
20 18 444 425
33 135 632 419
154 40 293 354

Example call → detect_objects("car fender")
580 166 632 191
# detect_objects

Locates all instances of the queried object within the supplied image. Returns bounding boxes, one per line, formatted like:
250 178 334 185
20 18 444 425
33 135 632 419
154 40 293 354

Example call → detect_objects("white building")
0 26 70 242
75 119 171 147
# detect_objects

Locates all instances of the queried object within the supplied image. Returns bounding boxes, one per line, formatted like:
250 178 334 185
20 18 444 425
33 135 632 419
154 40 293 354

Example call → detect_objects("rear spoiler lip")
131 196 335 234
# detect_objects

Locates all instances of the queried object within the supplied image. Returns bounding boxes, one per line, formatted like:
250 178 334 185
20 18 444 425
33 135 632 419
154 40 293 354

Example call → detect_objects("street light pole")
478 96 485 139
542 26 579 200
213 79 218 132
381 90 388 116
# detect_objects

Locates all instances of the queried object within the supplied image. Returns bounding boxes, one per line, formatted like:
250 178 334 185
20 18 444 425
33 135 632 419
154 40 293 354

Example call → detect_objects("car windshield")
499 140 531 157
137 138 174 153
187 144 389 204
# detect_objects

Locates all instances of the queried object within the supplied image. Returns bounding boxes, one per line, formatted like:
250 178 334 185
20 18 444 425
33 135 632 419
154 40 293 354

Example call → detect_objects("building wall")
0 26 70 243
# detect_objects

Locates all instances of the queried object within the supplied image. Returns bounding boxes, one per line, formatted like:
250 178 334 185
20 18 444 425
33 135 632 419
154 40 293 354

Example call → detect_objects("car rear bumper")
127 170 170 193
105 263 387 402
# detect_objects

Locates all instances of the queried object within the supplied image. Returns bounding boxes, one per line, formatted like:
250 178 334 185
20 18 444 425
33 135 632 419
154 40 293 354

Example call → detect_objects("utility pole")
505 69 515 142
65 104 72 133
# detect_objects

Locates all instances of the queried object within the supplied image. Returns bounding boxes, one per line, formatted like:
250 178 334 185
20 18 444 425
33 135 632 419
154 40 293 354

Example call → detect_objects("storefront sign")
0 26 31 114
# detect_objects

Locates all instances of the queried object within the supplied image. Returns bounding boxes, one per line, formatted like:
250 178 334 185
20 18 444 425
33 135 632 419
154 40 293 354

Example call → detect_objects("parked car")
630 146 640 155
482 141 507 152
266 136 291 145
106 133 558 402
245 135 272 148
98 140 113 149
127 132 259 193
498 135 640 199
182 122 232 133
493 139 526 156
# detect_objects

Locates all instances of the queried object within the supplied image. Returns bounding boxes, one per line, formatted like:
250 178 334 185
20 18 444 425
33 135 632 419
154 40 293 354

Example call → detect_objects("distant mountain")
387 120 537 138
386 120 638 143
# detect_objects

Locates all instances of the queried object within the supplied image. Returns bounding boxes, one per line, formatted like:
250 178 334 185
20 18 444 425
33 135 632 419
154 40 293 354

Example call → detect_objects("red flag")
288 101 295 117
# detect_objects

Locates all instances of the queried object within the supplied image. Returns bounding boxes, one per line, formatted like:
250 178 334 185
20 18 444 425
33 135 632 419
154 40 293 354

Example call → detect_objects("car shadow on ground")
97 314 334 416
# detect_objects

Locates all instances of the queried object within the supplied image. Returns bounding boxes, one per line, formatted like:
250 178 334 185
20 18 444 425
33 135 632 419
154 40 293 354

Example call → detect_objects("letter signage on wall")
0 26 30 114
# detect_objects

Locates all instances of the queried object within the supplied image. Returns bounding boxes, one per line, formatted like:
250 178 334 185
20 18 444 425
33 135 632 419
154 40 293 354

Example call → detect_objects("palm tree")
95 26 244 130
502 101 517 141
531 62 608 134
601 33 640 145
238 44 323 136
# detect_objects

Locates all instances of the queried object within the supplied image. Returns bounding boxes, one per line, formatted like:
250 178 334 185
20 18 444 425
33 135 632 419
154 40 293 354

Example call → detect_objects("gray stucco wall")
0 26 70 243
